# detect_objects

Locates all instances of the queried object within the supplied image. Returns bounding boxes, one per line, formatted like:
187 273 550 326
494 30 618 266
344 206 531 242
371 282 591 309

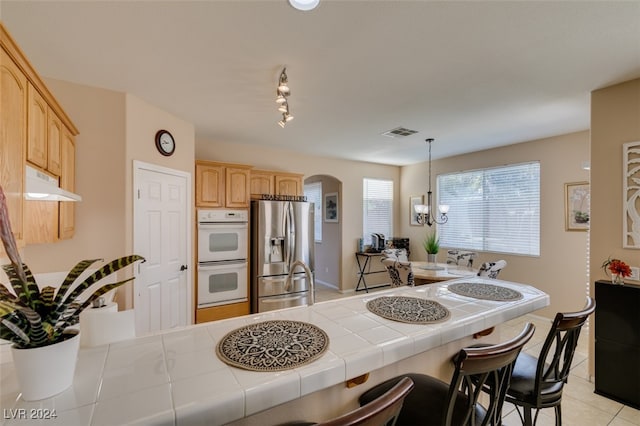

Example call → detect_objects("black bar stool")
358 322 536 426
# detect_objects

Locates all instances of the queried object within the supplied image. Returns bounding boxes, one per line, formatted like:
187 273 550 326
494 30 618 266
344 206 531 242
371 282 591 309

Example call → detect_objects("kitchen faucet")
284 260 315 306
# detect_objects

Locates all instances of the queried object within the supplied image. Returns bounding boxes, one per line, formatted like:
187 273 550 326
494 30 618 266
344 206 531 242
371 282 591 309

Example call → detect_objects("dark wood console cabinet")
594 280 640 408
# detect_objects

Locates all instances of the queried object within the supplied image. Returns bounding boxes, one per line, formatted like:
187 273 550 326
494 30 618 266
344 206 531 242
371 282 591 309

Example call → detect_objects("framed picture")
410 195 424 226
565 182 590 231
324 192 338 223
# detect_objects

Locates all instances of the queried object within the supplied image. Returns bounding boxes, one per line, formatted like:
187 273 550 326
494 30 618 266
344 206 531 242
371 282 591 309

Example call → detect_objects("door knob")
180 265 188 271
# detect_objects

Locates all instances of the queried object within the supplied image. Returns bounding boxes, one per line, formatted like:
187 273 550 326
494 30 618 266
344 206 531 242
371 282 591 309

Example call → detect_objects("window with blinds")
304 182 322 242
438 162 540 256
363 178 393 246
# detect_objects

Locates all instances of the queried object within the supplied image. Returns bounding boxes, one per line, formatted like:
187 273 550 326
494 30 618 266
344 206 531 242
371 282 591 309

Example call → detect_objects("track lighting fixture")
275 68 294 127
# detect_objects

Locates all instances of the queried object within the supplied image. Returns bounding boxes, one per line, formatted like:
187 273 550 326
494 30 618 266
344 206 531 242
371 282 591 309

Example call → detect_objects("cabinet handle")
180 265 188 271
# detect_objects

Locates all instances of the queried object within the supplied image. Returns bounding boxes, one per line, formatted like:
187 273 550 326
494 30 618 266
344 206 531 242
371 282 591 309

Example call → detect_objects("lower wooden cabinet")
195 302 250 323
594 280 640 409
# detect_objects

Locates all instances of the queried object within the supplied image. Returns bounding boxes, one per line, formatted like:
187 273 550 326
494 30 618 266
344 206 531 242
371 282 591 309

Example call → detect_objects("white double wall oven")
197 209 249 308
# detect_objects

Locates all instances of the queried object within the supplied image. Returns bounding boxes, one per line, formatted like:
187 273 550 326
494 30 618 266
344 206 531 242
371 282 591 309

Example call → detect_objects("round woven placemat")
216 320 329 372
448 282 523 301
366 296 450 324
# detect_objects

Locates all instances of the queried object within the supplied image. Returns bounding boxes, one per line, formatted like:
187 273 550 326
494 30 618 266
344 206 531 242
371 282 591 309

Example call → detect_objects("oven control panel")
197 209 248 223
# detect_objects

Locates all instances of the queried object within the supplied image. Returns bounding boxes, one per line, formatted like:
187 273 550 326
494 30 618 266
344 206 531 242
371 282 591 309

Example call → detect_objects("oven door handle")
198 260 247 269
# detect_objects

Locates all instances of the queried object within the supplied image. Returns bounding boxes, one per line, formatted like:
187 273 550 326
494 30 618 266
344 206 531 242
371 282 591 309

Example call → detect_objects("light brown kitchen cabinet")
0 46 27 251
275 173 303 196
195 162 224 207
195 160 251 208
250 170 304 199
27 83 48 170
59 128 76 239
47 111 62 176
1 22 79 246
250 170 275 198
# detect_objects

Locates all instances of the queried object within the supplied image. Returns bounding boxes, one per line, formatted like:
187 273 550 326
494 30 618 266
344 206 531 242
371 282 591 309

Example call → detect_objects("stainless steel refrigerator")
250 200 314 313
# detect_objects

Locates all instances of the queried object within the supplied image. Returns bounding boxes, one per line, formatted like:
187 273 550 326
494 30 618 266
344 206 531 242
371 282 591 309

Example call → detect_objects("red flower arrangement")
601 257 632 278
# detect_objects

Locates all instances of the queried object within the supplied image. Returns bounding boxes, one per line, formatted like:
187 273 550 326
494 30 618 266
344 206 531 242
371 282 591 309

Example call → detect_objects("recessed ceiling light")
288 0 320 12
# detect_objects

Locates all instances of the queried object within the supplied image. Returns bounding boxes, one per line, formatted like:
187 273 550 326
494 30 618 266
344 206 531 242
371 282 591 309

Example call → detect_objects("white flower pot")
11 330 80 401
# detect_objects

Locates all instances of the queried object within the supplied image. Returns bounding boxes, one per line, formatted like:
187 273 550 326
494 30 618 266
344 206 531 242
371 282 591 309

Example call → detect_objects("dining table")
411 262 477 284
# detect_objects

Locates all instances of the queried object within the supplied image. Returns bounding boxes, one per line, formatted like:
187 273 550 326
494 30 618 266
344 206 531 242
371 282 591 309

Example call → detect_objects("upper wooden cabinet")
0 46 27 251
1 23 79 246
27 83 48 170
47 111 62 176
275 173 303 196
196 160 251 208
250 170 303 199
59 128 76 239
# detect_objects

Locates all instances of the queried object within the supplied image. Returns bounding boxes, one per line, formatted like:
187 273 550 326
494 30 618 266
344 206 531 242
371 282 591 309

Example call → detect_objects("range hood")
25 165 82 202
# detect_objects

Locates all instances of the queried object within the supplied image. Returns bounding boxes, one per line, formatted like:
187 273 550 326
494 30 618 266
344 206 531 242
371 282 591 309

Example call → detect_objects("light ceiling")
2 1 639 166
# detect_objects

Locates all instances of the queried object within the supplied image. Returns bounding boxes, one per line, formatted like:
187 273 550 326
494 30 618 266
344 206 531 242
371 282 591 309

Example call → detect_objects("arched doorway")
304 175 342 290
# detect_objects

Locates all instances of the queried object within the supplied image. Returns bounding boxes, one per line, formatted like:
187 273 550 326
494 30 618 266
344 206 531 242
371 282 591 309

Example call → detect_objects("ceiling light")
288 0 320 12
285 113 294 122
275 94 287 104
278 103 289 113
414 138 449 227
278 119 286 128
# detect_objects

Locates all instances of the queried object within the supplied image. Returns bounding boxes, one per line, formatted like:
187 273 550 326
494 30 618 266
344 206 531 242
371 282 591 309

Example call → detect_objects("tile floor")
315 282 640 426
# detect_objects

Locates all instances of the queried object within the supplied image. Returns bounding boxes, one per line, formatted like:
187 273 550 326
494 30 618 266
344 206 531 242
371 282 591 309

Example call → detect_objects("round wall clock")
155 130 175 156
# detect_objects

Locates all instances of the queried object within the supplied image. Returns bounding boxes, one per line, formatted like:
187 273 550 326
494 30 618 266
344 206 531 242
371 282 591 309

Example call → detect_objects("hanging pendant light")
414 138 449 226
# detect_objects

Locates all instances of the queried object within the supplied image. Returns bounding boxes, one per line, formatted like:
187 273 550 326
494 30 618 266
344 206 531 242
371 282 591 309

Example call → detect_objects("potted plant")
0 185 144 400
601 257 632 285
423 231 440 264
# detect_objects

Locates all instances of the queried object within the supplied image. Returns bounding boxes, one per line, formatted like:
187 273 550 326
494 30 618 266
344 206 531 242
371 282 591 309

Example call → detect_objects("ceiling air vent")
381 127 419 138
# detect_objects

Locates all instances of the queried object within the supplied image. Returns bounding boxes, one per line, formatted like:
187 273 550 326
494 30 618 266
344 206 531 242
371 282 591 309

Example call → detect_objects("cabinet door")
47 110 62 176
27 83 48 169
275 174 303 196
0 48 27 249
225 167 250 208
196 163 224 207
250 171 274 198
59 128 75 239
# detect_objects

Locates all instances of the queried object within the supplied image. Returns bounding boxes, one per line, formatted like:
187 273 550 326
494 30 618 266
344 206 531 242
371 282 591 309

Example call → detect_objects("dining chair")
358 323 536 426
381 258 415 287
504 297 595 426
446 250 478 268
477 260 507 279
280 376 414 426
382 248 409 262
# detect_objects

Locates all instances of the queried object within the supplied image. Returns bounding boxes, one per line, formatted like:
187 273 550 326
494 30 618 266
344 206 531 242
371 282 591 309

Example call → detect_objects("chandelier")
414 138 449 226
275 68 294 128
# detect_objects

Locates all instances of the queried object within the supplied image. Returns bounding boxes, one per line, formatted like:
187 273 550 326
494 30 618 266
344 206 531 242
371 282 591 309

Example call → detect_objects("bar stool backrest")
446 322 536 426
317 376 415 426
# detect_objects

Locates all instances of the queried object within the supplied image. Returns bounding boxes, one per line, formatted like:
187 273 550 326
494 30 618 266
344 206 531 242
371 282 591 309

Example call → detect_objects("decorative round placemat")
448 282 523 301
366 296 450 324
216 320 329 372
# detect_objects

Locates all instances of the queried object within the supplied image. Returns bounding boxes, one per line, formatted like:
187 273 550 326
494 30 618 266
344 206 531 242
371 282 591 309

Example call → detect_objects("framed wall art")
324 192 338 223
565 182 590 231
410 195 424 226
623 141 640 248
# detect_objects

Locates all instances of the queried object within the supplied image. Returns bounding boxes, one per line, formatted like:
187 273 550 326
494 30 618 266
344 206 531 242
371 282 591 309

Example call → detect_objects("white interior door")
133 161 191 335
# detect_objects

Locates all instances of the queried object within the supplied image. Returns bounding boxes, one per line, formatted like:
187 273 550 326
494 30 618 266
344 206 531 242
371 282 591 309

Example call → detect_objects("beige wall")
20 79 196 310
196 139 401 292
402 131 591 318
23 80 127 271
589 77 640 375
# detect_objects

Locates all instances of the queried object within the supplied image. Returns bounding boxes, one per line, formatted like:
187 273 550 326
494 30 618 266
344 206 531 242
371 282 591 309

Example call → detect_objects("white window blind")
304 182 322 242
363 178 393 245
438 162 540 256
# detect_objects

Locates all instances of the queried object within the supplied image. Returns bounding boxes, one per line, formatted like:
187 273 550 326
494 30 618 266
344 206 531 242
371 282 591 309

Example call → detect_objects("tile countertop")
0 277 549 426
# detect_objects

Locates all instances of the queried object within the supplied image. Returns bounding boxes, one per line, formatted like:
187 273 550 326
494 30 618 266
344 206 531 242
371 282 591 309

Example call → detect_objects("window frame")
437 161 540 257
